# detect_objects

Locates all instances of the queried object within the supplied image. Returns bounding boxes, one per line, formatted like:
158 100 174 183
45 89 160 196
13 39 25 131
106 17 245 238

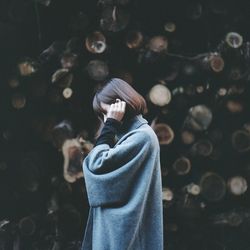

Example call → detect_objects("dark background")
1 0 250 249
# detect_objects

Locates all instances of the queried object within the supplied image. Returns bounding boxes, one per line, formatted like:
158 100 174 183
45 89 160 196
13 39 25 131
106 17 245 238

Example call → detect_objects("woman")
81 78 163 250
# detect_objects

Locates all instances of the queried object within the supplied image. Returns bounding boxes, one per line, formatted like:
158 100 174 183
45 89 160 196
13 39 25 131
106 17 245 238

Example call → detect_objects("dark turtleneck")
94 118 122 147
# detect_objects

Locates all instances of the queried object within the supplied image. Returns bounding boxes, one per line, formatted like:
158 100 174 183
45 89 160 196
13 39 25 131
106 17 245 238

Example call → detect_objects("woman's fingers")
106 99 126 121
121 101 126 111
117 100 126 112
111 99 125 111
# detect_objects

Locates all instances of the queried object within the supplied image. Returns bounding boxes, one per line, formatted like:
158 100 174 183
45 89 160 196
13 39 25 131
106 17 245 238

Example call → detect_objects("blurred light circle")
149 84 171 106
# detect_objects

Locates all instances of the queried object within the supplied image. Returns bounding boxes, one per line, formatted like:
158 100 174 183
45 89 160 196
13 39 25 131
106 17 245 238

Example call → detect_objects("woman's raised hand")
107 99 126 122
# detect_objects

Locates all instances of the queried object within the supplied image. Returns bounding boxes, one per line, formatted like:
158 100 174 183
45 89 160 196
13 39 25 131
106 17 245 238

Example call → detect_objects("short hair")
93 78 147 122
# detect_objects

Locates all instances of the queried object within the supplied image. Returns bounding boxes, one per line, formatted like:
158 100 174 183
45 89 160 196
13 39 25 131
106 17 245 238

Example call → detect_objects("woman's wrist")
105 118 122 128
94 118 122 147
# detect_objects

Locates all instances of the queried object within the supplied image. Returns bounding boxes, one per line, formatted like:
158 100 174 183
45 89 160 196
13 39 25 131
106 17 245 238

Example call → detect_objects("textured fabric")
95 118 122 147
81 114 164 250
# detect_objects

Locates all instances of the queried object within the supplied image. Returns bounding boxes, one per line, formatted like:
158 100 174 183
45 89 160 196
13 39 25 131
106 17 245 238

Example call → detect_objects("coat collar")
116 114 148 140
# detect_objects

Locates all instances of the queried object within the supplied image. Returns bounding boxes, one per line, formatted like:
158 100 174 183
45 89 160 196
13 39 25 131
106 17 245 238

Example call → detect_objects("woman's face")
100 102 111 122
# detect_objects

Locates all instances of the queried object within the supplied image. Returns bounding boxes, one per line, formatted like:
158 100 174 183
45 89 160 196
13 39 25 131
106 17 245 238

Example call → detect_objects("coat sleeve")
82 130 152 207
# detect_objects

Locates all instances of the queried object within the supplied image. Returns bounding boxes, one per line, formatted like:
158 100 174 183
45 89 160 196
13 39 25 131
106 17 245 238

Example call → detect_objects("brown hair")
93 78 147 127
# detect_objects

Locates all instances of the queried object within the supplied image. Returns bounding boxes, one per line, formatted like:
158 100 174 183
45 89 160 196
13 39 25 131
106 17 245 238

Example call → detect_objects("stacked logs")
2 0 250 249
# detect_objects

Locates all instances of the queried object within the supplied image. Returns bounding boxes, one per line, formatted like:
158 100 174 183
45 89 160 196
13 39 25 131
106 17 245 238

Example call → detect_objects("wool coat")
81 114 163 250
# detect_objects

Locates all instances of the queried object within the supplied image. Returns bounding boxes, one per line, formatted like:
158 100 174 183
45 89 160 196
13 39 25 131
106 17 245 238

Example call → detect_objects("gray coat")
81 114 164 250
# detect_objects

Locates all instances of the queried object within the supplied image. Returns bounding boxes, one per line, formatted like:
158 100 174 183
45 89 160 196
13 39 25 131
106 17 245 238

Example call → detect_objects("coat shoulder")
120 123 159 150
138 123 160 145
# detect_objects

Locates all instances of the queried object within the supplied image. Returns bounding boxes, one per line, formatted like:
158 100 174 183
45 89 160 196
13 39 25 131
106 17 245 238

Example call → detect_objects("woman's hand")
106 99 126 122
